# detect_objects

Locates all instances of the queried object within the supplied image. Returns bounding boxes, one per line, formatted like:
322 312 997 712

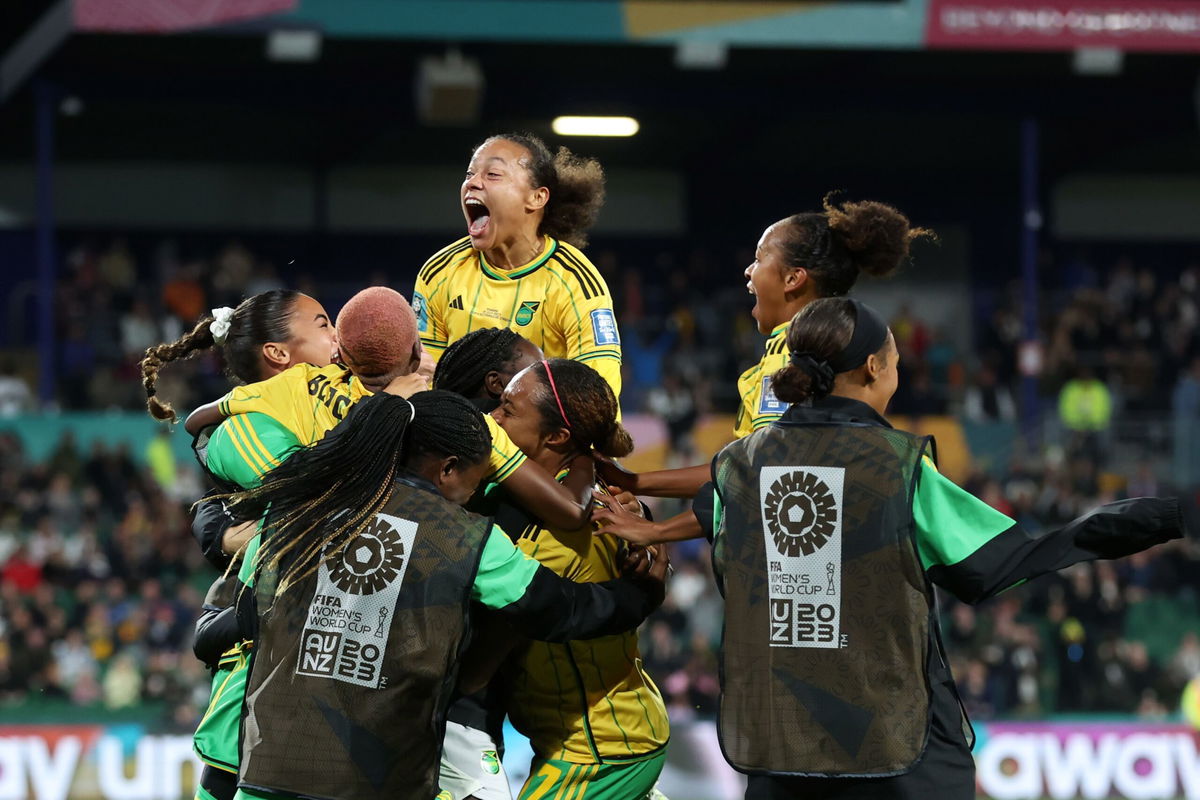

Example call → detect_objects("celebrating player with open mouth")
413 133 623 403
596 196 932 542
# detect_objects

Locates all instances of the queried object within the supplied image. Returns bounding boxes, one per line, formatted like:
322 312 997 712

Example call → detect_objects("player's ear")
545 426 571 448
407 341 422 374
863 352 882 385
439 455 460 479
526 185 550 213
483 370 508 399
782 267 808 293
261 342 290 372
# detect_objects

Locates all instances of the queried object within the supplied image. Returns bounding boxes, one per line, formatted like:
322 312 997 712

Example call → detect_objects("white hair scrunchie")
210 307 235 346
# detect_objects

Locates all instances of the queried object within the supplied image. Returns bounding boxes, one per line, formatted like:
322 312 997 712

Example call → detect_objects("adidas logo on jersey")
448 295 464 310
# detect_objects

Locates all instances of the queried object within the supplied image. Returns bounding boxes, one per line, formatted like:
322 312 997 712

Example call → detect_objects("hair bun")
790 353 835 396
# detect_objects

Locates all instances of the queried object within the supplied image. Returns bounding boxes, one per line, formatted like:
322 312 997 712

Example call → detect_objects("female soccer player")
144 288 593 800
182 288 595 531
219 391 668 800
413 133 622 401
603 297 1183 800
431 333 652 800
140 288 344 800
596 195 932 541
490 359 669 800
433 327 543 412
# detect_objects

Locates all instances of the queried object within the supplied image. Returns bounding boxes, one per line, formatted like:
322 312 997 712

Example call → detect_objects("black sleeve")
928 496 1185 605
193 575 246 668
194 606 241 668
192 492 236 571
495 565 662 643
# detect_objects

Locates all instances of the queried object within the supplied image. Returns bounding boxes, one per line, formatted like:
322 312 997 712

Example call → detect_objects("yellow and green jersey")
506 489 669 765
413 236 622 401
206 363 526 488
734 321 790 439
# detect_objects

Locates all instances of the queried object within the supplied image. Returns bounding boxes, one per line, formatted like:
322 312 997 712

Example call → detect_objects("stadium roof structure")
1 1 1198 236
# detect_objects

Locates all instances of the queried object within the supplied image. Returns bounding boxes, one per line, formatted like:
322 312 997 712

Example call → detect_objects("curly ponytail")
481 133 606 249
823 193 935 280
774 194 934 298
141 317 216 422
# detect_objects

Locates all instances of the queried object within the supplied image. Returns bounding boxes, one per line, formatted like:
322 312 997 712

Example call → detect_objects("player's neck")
484 232 545 271
531 445 580 477
769 289 819 331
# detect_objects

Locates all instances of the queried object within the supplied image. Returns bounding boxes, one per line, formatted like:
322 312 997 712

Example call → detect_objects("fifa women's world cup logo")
758 466 844 649
763 470 838 557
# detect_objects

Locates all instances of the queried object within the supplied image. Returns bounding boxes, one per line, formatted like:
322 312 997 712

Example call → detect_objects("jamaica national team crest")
515 301 540 326
759 466 844 649
296 513 417 687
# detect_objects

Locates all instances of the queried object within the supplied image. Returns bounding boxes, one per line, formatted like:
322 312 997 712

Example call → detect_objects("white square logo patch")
759 466 844 649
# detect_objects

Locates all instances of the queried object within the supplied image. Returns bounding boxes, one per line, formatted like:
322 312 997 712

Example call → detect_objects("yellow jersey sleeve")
413 237 472 359
546 244 622 401
734 325 791 438
483 413 527 484
216 363 369 446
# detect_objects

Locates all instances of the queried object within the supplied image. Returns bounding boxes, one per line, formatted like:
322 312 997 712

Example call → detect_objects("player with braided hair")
140 289 337 424
413 132 623 404
468 358 670 800
219 391 668 800
433 327 542 411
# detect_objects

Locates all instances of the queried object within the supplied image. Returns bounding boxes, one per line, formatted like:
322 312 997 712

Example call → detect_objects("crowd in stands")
0 429 210 726
1 235 1199 727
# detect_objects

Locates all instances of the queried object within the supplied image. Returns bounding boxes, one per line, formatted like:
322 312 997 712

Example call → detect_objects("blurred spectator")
0 363 33 416
162 262 207 323
120 299 161 360
646 372 696 452
963 364 1016 423
97 238 137 302
1058 366 1112 462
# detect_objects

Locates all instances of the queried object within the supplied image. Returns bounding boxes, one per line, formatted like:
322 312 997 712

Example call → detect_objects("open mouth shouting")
464 196 491 241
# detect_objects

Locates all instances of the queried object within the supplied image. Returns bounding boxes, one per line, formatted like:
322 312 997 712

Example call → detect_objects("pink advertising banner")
926 1 1200 52
74 0 297 33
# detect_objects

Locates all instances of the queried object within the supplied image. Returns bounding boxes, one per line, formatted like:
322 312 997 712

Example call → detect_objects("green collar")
479 238 559 280
769 321 790 339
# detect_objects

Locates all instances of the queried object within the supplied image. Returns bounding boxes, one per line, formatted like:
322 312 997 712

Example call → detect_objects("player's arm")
193 575 245 668
205 412 302 489
186 400 226 437
594 455 709 499
485 415 591 529
915 459 1184 604
413 258 449 361
471 525 666 642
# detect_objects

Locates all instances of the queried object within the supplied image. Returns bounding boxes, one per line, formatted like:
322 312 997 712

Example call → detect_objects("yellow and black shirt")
503 483 669 765
413 236 622 401
734 321 791 439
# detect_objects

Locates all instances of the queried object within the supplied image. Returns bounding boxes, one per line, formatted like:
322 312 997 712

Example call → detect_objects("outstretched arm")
916 461 1184 604
594 456 710 499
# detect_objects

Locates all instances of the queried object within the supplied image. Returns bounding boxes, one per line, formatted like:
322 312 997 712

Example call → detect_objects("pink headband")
541 359 572 430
